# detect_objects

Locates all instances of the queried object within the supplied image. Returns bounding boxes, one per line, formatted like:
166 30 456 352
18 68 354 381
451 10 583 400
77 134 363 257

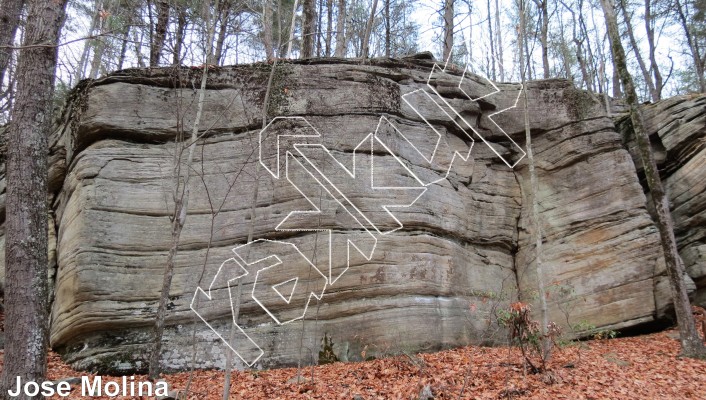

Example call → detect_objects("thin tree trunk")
149 0 221 380
619 0 655 100
578 0 595 91
214 4 231 65
326 0 333 56
384 0 390 57
601 0 706 359
74 1 102 84
173 3 187 65
495 0 504 80
361 0 378 59
302 0 316 58
675 0 705 92
532 0 550 79
334 0 346 57
133 19 146 68
150 0 170 67
560 0 592 92
644 0 662 100
487 0 496 80
263 0 275 60
89 0 115 79
0 0 24 92
286 0 299 58
610 43 621 97
443 0 454 63
518 0 551 365
317 0 324 56
117 26 130 71
0 0 68 398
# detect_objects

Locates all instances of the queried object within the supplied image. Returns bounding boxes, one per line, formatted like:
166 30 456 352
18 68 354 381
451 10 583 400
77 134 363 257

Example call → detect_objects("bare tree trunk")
117 26 130 71
495 0 504 80
133 18 146 68
74 1 102 84
334 0 346 57
0 0 24 92
302 0 316 58
619 0 656 100
173 3 187 65
326 0 333 56
610 43 621 97
532 0 550 79
384 0 390 57
149 0 221 380
286 0 300 58
601 0 706 359
443 0 454 63
317 0 324 56
89 0 116 79
560 0 592 92
150 0 170 67
674 0 705 92
0 0 68 398
518 0 551 365
644 0 662 100
214 3 232 65
263 0 275 60
361 0 378 58
486 0 496 80
578 0 595 91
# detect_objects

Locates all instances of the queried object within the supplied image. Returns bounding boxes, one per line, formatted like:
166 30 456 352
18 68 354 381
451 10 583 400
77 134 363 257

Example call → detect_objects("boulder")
0 56 703 372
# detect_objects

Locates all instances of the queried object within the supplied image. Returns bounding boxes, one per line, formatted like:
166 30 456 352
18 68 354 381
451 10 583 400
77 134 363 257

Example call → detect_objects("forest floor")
1 327 704 399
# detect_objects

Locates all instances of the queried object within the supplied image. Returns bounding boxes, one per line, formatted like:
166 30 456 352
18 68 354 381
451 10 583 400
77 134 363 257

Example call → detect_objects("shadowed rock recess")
0 55 704 374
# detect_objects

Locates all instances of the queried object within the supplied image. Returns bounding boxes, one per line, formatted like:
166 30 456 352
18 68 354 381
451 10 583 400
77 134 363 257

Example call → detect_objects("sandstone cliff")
0 54 703 373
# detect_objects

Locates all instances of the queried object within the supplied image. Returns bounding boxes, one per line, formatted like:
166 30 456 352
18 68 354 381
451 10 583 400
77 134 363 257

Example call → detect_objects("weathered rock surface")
0 55 703 373
619 95 706 307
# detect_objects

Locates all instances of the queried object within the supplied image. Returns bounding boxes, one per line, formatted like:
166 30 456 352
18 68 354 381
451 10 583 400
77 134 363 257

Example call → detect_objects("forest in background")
1 0 706 124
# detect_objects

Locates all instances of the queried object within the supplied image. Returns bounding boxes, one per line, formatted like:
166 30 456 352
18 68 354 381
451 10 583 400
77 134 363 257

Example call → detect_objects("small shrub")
498 302 561 373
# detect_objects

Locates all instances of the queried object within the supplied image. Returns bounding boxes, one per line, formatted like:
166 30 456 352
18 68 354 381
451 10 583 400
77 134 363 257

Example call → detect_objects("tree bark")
443 0 453 63
334 0 346 57
495 0 504 80
149 0 221 380
518 0 551 365
173 2 187 65
214 2 233 65
487 0 495 80
263 0 275 60
601 0 706 359
89 0 115 79
619 0 656 100
0 0 68 398
302 0 316 58
361 0 378 58
0 0 24 92
74 1 102 84
286 0 300 58
533 0 550 79
150 0 170 67
326 0 333 56
384 0 390 57
644 0 662 100
117 26 130 71
674 0 704 92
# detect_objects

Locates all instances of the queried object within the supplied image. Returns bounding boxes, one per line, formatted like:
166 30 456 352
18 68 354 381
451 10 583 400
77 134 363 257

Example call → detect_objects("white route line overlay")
191 57 527 366
402 56 526 173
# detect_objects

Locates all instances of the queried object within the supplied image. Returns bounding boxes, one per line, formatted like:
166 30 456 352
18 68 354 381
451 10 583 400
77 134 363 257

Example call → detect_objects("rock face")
0 55 703 373
619 95 706 307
